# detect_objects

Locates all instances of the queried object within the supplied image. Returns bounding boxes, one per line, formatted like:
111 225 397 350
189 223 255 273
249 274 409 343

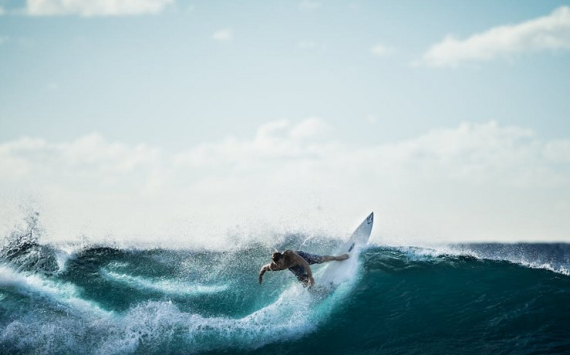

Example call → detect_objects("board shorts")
288 251 325 284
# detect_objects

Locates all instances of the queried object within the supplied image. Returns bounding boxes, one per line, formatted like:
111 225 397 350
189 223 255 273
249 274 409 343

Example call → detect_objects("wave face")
1 238 570 355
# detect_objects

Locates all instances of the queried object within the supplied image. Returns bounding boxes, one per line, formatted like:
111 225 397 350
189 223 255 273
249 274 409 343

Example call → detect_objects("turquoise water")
1 231 569 354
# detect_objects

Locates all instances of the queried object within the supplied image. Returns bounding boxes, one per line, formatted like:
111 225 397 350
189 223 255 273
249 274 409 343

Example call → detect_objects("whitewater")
1 218 569 354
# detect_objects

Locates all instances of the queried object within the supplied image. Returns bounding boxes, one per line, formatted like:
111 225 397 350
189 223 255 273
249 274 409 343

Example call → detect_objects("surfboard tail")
318 212 374 287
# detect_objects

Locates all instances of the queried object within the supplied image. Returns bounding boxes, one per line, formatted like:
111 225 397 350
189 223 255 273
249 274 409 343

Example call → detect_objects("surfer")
258 250 349 287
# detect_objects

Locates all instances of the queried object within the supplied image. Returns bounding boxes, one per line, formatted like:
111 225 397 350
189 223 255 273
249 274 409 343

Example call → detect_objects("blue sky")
1 0 570 246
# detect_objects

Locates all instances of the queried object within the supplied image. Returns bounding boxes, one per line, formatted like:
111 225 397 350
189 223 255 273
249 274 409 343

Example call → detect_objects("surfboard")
318 212 374 287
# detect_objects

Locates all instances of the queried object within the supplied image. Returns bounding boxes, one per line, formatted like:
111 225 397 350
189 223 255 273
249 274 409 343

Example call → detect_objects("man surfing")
258 250 349 287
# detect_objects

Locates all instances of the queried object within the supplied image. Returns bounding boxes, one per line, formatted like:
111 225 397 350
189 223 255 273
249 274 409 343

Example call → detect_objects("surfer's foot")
336 254 349 261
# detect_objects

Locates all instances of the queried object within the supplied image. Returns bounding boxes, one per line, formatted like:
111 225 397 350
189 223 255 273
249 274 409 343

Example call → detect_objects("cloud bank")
420 6 570 67
1 120 569 245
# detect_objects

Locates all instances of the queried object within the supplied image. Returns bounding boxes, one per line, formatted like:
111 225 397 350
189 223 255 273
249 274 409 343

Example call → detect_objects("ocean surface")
1 228 569 355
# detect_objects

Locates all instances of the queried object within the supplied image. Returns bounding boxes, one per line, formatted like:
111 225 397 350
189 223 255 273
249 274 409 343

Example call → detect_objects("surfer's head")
271 250 293 268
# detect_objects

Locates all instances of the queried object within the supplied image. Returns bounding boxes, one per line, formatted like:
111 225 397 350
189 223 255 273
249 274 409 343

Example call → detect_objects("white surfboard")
318 212 374 287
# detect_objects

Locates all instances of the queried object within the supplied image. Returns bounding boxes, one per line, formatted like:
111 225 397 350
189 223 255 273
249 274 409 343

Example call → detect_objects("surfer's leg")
297 251 349 264
297 251 325 264
321 254 349 262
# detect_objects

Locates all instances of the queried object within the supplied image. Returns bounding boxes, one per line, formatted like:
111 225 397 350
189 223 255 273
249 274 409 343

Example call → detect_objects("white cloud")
174 118 330 168
0 7 5 16
289 117 330 140
212 28 233 42
0 133 160 182
26 0 174 17
419 6 570 67
545 140 570 162
2 120 570 245
370 44 393 56
377 122 543 185
298 1 321 11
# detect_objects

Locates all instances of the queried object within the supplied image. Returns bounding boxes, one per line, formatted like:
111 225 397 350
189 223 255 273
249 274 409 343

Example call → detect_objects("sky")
1 0 570 246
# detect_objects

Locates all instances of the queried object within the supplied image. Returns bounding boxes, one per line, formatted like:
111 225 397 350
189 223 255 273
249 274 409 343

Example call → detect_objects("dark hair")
272 252 283 262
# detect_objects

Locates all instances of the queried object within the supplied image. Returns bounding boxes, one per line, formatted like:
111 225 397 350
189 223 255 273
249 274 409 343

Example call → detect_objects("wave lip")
445 243 570 276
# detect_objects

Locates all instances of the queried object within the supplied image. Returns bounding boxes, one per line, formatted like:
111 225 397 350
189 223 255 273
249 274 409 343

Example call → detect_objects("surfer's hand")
337 254 349 261
258 275 263 284
308 276 315 288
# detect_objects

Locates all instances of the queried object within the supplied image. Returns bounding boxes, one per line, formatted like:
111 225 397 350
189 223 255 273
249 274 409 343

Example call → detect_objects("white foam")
99 269 229 296
0 264 111 317
512 260 570 276
97 284 325 354
53 244 78 272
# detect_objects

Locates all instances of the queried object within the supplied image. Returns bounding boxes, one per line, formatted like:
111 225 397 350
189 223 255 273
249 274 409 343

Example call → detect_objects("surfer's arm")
259 264 271 284
259 263 281 284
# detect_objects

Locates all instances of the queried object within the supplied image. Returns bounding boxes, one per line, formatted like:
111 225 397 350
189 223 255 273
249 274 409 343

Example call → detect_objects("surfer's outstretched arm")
258 264 271 284
259 262 284 284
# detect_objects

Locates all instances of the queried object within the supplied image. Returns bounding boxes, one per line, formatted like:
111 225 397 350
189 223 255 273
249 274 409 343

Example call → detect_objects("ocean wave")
2 242 570 355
